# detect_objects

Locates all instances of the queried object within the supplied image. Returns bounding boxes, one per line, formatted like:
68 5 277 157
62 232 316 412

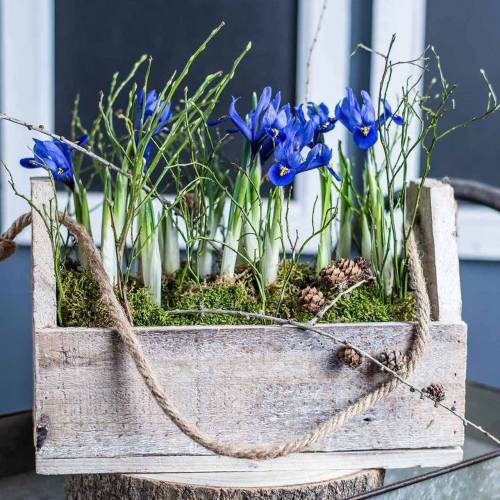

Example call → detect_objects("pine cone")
299 286 325 313
320 257 372 290
423 383 445 403
378 350 407 373
338 346 362 368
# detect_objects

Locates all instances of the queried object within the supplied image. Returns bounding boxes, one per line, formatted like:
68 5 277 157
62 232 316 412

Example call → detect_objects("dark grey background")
55 0 297 193
424 0 500 187
55 0 298 131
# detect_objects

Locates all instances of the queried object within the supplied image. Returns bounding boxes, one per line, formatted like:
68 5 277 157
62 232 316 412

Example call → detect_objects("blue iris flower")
335 88 403 150
227 86 292 161
295 102 336 144
267 123 333 187
20 135 88 190
135 89 172 161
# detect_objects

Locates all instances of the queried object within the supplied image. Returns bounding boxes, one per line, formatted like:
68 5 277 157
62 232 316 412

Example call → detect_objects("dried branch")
309 279 366 326
305 0 329 102
0 111 173 207
166 306 500 446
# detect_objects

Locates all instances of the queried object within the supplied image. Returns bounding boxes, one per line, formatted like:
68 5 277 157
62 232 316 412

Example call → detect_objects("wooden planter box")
31 177 467 475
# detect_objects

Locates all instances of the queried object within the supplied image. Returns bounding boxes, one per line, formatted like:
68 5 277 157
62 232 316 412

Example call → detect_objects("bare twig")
0 111 174 207
309 279 366 326
0 112 128 178
166 306 500 446
305 0 329 103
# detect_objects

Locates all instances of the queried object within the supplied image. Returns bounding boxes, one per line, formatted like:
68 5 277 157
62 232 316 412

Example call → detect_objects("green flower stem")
244 158 261 263
336 148 352 259
101 168 118 285
316 168 333 274
73 178 92 269
262 187 283 286
160 206 181 275
197 192 225 279
360 210 372 259
138 193 162 305
220 144 251 278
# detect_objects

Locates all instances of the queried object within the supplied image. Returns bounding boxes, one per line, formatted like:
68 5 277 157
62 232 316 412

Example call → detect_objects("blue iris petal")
215 87 293 161
392 114 404 125
327 166 342 181
20 157 38 169
353 125 378 150
268 134 334 187
303 144 333 171
336 88 403 150
295 102 336 145
229 97 253 143
268 162 296 186
21 137 76 190
135 88 173 162
360 90 376 123
76 135 89 146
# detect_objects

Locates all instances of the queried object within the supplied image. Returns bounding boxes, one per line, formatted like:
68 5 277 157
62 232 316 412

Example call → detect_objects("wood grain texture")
65 469 385 499
407 179 462 322
34 321 466 473
38 447 463 475
31 177 56 330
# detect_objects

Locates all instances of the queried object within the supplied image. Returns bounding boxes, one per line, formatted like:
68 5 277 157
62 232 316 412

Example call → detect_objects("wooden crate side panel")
407 179 462 321
34 322 466 464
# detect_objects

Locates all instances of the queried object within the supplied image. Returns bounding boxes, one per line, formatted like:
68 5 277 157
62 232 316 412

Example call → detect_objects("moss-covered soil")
58 262 415 328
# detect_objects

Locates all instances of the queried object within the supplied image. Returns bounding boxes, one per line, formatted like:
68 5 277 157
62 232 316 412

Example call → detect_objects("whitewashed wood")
30 177 467 475
33 321 466 473
407 179 462 321
38 447 462 475
65 468 385 499
31 177 56 330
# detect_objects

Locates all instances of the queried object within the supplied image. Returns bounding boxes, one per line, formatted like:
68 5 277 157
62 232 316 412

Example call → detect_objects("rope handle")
0 211 430 460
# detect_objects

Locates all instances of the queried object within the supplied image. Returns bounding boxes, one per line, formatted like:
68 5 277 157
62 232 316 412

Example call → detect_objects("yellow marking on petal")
362 125 369 137
272 128 279 137
57 167 64 175
279 166 289 177
29 159 36 165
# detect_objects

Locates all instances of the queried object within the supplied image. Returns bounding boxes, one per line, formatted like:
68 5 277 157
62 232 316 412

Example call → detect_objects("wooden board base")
38 447 463 475
65 469 385 499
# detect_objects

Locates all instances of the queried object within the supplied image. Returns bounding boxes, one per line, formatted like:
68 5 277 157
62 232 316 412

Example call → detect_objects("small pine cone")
378 350 408 373
423 383 446 403
299 286 325 313
338 346 362 368
320 257 372 290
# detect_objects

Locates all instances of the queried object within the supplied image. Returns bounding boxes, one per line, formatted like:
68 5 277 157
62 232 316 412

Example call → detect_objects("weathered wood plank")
407 179 462 321
39 447 462 475
31 176 56 330
34 321 466 473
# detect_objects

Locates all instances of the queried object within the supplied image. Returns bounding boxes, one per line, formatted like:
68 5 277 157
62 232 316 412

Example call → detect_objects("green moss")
58 265 415 328
128 286 173 326
168 280 262 325
58 268 112 327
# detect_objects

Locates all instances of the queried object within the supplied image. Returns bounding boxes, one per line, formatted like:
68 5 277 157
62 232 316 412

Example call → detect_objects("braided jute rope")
0 211 430 460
